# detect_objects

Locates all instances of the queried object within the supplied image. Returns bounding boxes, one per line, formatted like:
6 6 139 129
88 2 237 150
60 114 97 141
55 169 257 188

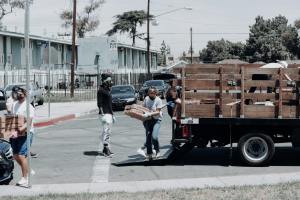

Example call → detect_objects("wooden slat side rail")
219 67 223 118
244 105 275 118
185 92 240 99
245 68 300 75
240 66 245 118
185 104 217 118
185 80 241 90
244 80 277 88
181 67 186 118
185 64 264 69
278 68 283 119
184 103 299 119
297 86 300 119
185 74 242 80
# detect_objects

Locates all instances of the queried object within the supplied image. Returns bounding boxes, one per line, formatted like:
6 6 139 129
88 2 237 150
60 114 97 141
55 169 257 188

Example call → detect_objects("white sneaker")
16 177 28 187
155 151 161 159
137 148 146 158
145 153 153 161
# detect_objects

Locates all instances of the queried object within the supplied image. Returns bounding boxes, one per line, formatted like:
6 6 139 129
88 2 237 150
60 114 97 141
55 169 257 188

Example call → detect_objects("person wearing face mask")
142 87 163 160
10 86 35 187
97 74 115 157
6 86 18 114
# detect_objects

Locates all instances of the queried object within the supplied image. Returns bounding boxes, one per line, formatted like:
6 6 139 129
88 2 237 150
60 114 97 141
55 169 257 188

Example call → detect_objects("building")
0 30 75 88
180 51 201 64
0 30 74 71
77 36 159 87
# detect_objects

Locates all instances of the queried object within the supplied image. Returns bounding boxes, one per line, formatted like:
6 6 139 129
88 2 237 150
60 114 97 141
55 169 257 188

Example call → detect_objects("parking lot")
8 109 300 185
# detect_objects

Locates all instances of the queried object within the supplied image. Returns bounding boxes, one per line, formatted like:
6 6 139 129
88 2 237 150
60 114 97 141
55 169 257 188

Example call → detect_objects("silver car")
4 83 44 105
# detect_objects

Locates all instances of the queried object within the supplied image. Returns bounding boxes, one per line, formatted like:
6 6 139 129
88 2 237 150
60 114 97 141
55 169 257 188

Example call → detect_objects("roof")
0 30 75 45
217 59 249 64
117 43 159 53
284 60 300 64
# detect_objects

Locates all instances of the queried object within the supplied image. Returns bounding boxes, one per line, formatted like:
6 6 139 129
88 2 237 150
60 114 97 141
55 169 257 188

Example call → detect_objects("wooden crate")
175 64 300 119
0 115 25 139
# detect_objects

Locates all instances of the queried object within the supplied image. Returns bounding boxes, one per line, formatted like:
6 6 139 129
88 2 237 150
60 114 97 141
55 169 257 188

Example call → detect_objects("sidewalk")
0 172 299 197
33 101 98 127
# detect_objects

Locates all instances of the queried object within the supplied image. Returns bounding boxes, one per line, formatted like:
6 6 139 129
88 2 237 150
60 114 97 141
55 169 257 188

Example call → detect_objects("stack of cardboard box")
124 104 150 121
0 115 25 140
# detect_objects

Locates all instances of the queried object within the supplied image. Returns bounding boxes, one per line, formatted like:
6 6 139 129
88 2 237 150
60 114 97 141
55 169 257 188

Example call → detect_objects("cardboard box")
124 104 151 121
0 115 25 139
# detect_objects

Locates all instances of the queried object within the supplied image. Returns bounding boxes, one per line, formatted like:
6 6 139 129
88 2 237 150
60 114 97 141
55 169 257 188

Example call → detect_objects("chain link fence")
0 70 150 102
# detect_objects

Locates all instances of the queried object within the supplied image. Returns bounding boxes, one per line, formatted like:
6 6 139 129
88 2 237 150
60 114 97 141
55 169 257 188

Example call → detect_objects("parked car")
0 89 6 111
138 80 168 100
111 85 137 110
4 83 44 106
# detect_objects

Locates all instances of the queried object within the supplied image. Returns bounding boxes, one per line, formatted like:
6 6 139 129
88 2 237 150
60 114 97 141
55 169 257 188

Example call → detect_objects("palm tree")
106 10 153 46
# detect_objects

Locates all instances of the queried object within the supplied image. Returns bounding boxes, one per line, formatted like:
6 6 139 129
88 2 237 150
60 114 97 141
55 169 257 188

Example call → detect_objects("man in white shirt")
10 86 34 187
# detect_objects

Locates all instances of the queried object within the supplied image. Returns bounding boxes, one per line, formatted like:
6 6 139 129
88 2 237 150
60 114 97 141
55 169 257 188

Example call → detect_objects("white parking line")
91 143 110 183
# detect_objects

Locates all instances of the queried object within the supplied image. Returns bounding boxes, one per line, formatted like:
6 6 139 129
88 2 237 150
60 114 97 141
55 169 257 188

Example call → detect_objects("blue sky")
3 0 300 56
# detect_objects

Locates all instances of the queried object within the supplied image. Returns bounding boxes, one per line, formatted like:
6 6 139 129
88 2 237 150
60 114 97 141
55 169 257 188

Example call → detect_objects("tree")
106 10 153 46
295 19 300 30
159 40 171 66
0 0 33 25
244 15 299 63
199 39 245 63
60 0 105 38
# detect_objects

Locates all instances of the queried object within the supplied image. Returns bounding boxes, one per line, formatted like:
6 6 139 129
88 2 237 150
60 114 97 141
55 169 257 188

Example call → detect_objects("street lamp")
146 2 192 79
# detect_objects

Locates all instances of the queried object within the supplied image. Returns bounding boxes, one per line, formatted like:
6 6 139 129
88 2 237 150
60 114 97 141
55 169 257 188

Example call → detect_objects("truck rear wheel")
238 133 275 166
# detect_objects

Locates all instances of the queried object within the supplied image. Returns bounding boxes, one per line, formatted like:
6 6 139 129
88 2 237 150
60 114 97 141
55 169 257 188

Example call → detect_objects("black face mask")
17 96 25 101
149 96 156 101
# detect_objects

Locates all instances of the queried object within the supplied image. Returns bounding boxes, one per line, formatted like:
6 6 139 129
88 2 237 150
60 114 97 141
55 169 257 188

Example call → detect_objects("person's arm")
17 117 32 135
148 98 162 117
97 90 104 115
6 97 13 113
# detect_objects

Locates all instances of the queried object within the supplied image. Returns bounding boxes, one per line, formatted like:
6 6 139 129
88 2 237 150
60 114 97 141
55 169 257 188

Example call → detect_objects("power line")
151 32 249 35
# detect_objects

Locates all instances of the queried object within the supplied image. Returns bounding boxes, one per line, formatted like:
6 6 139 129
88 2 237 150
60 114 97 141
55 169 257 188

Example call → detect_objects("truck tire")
238 133 275 166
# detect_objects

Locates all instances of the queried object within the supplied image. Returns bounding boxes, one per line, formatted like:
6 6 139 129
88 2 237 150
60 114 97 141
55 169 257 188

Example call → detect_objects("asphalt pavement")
9 109 300 186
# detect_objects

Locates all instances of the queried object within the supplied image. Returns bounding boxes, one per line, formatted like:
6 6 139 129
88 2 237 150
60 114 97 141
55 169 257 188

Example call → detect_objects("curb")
0 172 299 197
34 109 98 128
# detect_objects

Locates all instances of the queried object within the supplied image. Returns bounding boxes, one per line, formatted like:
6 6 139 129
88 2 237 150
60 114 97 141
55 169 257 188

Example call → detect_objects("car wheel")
238 133 275 166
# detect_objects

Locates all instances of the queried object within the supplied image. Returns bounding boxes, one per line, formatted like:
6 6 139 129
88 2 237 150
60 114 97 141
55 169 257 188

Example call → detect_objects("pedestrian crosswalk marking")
91 144 110 183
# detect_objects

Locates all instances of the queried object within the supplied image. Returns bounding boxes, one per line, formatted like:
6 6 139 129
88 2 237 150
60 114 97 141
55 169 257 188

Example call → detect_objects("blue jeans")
10 132 33 156
143 119 161 155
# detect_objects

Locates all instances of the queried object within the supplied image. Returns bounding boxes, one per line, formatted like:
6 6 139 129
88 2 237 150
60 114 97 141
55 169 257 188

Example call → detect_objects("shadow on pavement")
112 147 300 167
83 151 104 156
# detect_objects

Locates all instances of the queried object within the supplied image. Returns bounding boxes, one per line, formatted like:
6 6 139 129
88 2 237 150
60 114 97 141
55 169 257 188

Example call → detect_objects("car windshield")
143 80 164 87
111 86 134 94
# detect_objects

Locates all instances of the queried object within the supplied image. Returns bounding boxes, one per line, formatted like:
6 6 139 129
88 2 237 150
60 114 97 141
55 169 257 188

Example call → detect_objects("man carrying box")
10 86 34 187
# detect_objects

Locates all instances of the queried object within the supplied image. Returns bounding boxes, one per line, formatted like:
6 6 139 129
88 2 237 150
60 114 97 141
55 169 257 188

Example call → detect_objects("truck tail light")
182 125 190 138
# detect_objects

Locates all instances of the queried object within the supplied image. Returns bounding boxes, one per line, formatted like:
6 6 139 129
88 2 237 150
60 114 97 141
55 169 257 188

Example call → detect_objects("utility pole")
24 0 32 188
146 0 151 80
70 0 77 98
190 27 193 64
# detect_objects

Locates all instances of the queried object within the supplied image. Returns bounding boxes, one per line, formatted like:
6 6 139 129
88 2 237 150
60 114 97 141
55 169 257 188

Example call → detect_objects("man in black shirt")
97 74 115 157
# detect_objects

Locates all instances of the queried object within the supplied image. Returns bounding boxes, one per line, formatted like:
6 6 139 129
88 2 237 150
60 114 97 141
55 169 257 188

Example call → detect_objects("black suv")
138 80 168 100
